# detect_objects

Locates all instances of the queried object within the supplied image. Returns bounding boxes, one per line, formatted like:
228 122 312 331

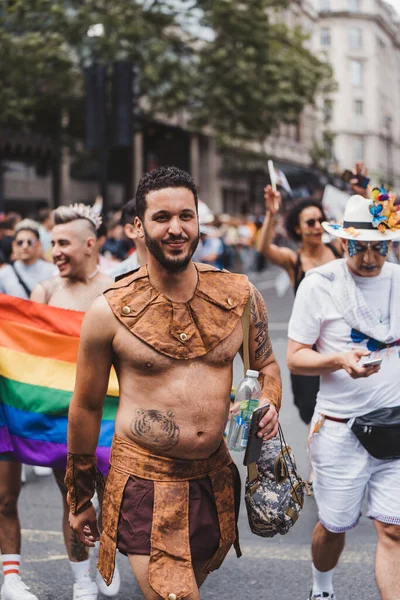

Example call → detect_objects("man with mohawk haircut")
1 205 116 600
31 204 111 310
29 204 118 600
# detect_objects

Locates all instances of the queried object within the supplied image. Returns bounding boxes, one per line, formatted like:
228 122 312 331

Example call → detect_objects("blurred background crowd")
1 181 399 300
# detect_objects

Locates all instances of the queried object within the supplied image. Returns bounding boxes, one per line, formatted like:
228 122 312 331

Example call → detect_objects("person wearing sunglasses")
257 190 342 427
0 219 56 300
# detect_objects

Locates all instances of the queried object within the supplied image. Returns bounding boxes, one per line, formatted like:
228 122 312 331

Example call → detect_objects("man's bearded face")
140 187 199 273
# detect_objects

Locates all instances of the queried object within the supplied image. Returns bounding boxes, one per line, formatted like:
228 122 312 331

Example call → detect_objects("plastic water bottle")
227 370 261 451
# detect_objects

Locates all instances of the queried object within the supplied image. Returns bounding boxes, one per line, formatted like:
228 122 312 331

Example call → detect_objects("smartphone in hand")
243 404 270 466
360 357 382 368
342 169 370 189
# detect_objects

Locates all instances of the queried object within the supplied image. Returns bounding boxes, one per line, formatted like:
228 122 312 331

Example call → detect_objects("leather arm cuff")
262 375 282 413
64 452 97 515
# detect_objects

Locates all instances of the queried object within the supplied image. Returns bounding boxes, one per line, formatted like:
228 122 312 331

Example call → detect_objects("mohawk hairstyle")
53 204 102 232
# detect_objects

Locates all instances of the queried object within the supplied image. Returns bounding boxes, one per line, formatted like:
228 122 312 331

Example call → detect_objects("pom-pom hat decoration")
323 189 400 241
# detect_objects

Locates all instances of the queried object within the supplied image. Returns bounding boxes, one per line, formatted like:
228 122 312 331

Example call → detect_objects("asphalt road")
14 267 379 600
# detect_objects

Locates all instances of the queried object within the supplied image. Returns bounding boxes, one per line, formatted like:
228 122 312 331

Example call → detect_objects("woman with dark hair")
257 186 342 425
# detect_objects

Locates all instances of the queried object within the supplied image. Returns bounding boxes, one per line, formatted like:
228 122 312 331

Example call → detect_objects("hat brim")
322 221 400 242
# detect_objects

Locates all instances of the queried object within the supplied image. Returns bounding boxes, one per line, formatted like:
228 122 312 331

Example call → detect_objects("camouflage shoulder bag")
241 299 310 538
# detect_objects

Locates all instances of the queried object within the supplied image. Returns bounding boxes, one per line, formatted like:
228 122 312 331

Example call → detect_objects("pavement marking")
239 543 374 565
26 555 67 563
22 529 63 541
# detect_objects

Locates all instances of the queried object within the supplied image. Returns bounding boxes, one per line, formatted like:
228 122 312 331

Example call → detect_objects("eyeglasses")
304 218 324 228
16 239 35 247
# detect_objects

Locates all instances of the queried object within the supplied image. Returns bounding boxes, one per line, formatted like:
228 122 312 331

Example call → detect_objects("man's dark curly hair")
285 199 327 242
135 166 198 221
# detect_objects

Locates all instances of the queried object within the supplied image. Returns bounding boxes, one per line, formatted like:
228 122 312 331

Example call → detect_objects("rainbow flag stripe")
0 295 118 473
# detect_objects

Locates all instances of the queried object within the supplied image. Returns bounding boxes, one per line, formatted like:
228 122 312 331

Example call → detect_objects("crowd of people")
0 162 399 600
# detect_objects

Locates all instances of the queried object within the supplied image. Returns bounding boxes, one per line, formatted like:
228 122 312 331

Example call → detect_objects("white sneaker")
33 466 52 476
1 576 39 600
96 564 120 597
73 579 98 600
21 465 26 484
308 592 336 599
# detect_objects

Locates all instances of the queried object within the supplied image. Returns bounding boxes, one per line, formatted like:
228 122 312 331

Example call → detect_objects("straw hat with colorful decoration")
322 188 400 241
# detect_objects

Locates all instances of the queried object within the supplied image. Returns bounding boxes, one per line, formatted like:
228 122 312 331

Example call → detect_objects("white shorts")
309 413 400 533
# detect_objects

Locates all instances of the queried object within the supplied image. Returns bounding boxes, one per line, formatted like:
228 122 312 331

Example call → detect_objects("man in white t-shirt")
287 192 400 600
0 219 56 298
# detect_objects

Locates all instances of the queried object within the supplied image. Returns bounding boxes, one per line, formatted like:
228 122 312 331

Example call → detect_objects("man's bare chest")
47 281 105 311
112 321 243 373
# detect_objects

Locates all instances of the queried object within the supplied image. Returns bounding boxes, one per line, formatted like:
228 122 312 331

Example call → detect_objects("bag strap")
241 297 251 374
240 297 260 492
11 263 32 298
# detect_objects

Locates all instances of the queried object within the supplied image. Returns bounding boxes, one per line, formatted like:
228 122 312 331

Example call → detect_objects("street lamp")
84 24 108 212
84 23 134 214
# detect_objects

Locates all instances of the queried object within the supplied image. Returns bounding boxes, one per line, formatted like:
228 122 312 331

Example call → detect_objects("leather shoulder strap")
240 296 251 375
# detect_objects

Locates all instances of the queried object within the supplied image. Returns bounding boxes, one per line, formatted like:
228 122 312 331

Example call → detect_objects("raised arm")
256 185 296 272
65 295 116 546
350 161 370 199
248 283 281 440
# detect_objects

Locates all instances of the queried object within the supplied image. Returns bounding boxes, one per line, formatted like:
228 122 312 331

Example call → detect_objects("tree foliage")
0 0 333 144
192 0 333 143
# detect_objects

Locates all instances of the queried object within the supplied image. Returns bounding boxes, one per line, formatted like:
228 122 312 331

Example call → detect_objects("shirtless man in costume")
65 167 282 600
0 205 114 600
30 205 117 600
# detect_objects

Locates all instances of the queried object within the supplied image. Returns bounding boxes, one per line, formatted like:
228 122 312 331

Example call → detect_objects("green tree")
0 0 333 145
0 0 194 130
191 0 333 144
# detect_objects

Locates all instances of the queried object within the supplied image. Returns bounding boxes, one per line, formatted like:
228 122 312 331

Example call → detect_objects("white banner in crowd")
322 185 350 222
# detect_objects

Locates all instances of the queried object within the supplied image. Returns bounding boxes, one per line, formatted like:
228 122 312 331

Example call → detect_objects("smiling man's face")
135 187 199 273
51 221 95 278
344 239 390 278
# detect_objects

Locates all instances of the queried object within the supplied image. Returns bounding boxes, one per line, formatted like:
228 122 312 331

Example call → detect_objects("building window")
377 37 386 52
351 60 363 87
319 0 330 10
323 99 333 123
349 28 362 49
354 137 364 161
349 0 361 11
321 28 331 46
354 99 363 115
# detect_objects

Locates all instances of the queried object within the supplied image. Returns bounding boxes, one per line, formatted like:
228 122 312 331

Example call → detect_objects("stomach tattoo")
130 408 180 451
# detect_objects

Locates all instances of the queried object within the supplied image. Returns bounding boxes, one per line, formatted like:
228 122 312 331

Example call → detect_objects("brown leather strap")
241 297 251 373
323 414 349 423
205 466 238 573
241 299 260 496
149 481 194 600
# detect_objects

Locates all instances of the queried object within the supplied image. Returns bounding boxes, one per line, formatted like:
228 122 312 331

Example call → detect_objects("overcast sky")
385 0 400 12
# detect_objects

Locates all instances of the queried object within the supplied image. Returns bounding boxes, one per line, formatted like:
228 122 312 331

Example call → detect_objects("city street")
16 267 379 600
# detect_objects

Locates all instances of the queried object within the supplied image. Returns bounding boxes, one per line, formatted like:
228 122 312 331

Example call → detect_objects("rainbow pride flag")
0 295 118 474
